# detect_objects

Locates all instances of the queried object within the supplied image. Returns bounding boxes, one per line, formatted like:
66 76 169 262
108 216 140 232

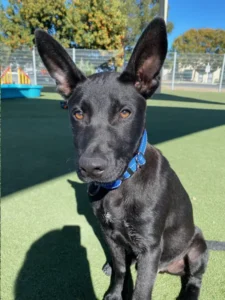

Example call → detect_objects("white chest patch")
104 212 112 223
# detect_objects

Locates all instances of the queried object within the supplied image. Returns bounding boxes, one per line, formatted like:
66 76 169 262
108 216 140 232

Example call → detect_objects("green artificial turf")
1 90 225 300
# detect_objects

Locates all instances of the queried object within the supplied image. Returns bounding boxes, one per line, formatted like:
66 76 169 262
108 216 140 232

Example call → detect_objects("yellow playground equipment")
1 66 31 84
17 67 31 84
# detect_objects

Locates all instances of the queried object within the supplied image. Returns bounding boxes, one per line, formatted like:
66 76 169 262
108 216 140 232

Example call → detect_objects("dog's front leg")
132 246 161 300
104 236 126 300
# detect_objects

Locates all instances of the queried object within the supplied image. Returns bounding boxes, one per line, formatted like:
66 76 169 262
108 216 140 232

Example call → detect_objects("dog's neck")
88 130 148 196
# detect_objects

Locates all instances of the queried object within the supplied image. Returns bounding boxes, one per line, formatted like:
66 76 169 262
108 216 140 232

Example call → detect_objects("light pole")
157 0 168 93
159 0 168 21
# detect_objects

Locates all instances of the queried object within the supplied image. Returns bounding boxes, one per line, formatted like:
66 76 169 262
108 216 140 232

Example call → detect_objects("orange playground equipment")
1 65 42 99
1 66 31 84
0 66 13 84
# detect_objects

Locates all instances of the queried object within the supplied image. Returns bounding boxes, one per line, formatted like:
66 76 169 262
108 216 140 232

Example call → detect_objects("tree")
122 0 174 48
66 0 126 50
0 0 126 50
1 0 174 51
172 28 225 54
0 0 69 49
172 29 225 77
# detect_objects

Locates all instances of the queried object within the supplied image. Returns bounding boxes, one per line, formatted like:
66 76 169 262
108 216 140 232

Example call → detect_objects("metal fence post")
155 0 168 94
72 48 76 63
32 47 37 85
219 54 225 92
171 51 177 90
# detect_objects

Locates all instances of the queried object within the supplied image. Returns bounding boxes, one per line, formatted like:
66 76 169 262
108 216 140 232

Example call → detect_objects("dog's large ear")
119 17 167 98
35 29 86 98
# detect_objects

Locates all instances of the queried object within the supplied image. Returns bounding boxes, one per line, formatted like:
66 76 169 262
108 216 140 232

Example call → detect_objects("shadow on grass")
2 95 225 196
42 86 58 93
2 98 75 197
67 180 110 263
14 226 97 300
145 105 225 145
151 93 225 105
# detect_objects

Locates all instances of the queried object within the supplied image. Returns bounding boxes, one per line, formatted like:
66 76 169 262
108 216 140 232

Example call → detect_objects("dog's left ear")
119 17 167 98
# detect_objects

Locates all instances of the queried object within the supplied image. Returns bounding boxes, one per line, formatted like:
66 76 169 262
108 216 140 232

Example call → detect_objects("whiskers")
65 157 74 164
65 156 77 172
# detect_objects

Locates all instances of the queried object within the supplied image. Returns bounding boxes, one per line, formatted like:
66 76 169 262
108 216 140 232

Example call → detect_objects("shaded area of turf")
15 226 97 300
2 92 225 196
2 91 225 300
1 97 75 197
152 92 225 106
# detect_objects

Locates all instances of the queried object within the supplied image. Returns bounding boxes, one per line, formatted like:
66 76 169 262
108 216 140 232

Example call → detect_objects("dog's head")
35 18 167 184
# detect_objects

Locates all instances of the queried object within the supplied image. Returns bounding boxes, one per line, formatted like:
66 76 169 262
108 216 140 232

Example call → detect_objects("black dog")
35 18 208 300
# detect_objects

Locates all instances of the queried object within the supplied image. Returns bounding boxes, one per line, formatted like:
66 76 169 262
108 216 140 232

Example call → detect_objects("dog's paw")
104 293 122 300
102 261 112 276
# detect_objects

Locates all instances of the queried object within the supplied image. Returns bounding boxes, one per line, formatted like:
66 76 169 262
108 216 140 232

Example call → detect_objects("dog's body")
36 18 208 299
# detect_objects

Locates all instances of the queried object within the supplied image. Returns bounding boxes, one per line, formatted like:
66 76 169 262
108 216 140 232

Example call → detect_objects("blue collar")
99 129 148 190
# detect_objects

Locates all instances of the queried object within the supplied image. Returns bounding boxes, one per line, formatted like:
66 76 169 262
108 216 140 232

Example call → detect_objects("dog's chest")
91 193 146 253
99 205 131 246
96 197 125 230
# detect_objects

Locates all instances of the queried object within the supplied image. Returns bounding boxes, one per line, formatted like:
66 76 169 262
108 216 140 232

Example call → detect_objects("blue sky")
2 0 225 49
168 0 225 49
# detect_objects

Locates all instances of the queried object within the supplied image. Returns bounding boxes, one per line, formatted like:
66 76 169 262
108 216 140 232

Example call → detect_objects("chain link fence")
162 52 225 92
1 46 225 92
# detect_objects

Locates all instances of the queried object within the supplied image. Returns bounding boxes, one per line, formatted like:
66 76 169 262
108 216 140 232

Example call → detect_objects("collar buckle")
135 152 146 167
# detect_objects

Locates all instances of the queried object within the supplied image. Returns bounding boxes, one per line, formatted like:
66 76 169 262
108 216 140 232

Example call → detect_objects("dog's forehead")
72 72 137 107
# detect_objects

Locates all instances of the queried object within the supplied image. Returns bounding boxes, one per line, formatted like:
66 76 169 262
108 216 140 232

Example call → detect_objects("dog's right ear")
35 29 86 98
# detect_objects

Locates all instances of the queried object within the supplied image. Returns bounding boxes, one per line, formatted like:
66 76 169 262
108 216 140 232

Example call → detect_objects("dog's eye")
74 111 84 120
120 109 131 119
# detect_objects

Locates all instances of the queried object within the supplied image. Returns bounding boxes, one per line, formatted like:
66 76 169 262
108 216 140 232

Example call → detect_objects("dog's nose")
79 156 107 178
